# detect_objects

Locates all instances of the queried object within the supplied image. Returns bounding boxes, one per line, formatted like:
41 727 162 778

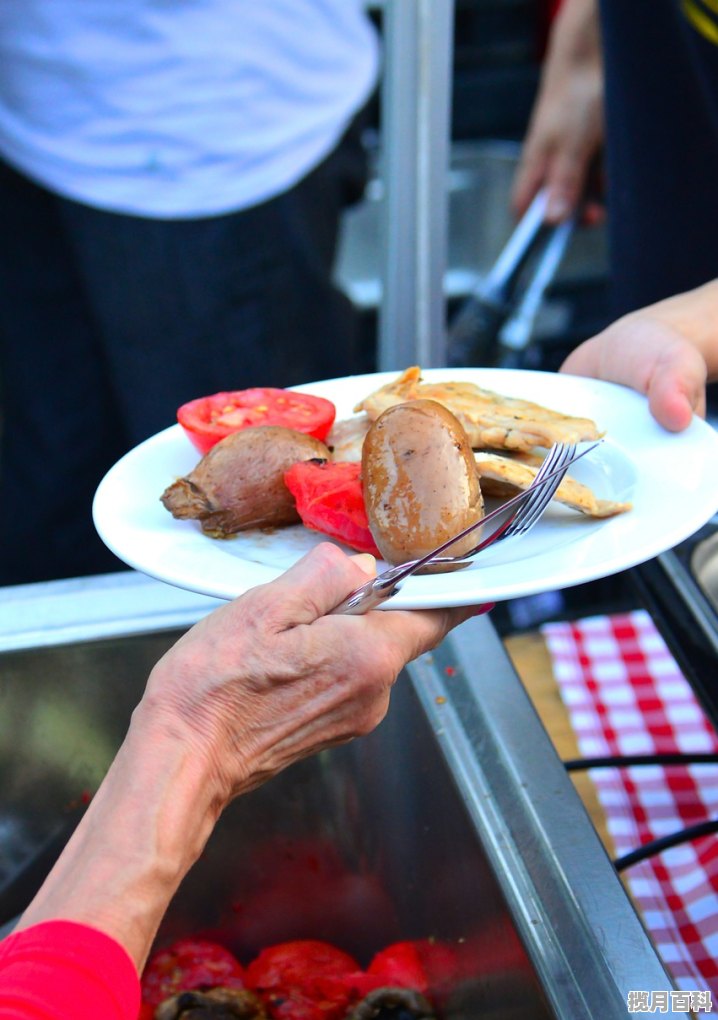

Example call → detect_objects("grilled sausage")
361 399 484 566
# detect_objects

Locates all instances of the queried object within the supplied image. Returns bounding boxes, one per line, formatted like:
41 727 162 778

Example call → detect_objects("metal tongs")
331 440 601 615
447 188 576 369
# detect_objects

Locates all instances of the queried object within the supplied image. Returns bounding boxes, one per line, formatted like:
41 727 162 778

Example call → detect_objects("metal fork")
331 440 599 615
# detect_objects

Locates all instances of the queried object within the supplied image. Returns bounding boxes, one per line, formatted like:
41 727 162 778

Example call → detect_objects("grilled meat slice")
354 366 602 453
474 450 631 517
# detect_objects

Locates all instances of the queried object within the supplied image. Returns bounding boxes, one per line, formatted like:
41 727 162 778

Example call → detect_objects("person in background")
0 1 378 585
511 0 604 232
513 0 718 316
512 0 718 430
0 545 487 1019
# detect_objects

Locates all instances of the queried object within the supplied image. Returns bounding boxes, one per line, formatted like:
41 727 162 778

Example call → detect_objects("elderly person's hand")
143 542 482 800
561 280 718 431
16 545 486 970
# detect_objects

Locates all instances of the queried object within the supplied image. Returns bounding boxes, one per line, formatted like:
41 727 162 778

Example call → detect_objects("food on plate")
141 938 247 1009
155 987 266 1019
161 426 330 537
361 400 484 566
326 414 625 520
283 461 381 556
160 368 627 562
474 451 631 517
178 387 336 455
353 366 602 452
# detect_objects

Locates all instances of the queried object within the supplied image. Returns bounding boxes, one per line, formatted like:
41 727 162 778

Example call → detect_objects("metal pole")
377 0 455 371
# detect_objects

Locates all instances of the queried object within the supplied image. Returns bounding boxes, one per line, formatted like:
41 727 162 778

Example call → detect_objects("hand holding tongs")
448 188 576 369
331 440 601 615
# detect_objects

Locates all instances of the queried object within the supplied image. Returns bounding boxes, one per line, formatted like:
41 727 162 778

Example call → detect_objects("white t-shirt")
0 1 379 218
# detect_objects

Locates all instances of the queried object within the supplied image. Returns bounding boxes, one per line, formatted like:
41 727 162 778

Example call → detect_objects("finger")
511 144 549 219
559 335 602 380
542 147 591 223
348 552 377 578
261 543 379 625
353 600 493 673
560 329 708 432
647 348 707 431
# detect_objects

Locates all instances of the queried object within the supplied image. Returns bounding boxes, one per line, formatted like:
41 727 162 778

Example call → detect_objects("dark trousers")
0 120 369 584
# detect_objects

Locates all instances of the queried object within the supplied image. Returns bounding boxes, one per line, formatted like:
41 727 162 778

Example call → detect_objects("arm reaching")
512 0 604 223
561 280 718 430
13 544 484 972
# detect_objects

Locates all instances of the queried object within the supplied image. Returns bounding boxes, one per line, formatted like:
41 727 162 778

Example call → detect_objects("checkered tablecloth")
542 609 718 994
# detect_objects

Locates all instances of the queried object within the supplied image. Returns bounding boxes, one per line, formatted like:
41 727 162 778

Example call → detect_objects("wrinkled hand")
142 543 487 805
512 0 604 224
16 546 489 966
561 315 707 431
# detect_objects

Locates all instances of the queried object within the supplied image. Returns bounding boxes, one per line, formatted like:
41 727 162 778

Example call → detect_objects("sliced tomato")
141 937 245 1007
283 461 380 556
246 940 360 1020
177 388 336 455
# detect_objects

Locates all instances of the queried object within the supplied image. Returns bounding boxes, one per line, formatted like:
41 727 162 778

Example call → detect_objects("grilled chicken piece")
474 450 631 517
326 414 370 462
155 987 267 1020
354 366 602 453
161 426 330 537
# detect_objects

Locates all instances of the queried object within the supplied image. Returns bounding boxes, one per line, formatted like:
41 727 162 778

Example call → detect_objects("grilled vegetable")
161 427 329 537
283 460 380 556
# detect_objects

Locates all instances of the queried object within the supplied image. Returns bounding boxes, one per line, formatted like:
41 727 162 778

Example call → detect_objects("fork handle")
330 576 402 615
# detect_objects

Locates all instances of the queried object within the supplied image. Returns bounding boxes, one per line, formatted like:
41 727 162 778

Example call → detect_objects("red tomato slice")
283 461 380 556
246 940 360 1020
141 938 245 1007
177 388 336 455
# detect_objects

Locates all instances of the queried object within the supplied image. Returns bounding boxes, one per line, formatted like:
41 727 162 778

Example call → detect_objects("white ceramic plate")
93 368 718 608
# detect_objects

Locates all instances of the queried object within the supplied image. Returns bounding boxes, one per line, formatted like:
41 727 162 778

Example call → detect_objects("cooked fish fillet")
354 366 603 452
474 450 631 518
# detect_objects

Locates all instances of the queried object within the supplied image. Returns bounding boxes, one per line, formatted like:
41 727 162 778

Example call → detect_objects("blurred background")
336 0 610 376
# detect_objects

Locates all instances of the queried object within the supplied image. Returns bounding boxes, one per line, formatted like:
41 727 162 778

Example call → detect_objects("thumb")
647 346 707 431
348 552 377 579
263 543 378 624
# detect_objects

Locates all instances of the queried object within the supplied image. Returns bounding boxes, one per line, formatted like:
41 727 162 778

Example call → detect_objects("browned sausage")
361 399 484 566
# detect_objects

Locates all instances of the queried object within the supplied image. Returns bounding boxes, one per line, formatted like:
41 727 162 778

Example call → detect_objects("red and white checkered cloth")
542 609 718 994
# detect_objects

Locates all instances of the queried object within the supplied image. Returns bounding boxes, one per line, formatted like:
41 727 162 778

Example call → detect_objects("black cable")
614 819 718 872
562 755 718 871
564 752 718 771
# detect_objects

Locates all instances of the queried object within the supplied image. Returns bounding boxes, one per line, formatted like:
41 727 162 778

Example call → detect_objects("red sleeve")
0 920 140 1019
